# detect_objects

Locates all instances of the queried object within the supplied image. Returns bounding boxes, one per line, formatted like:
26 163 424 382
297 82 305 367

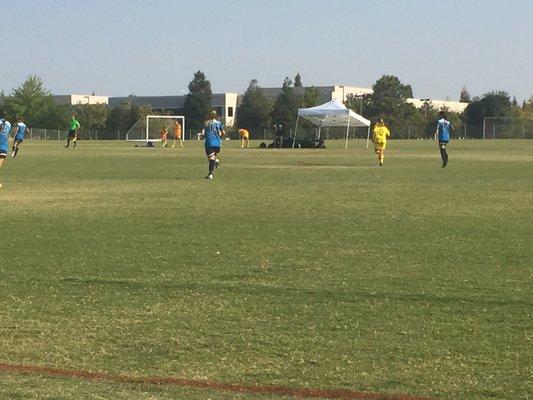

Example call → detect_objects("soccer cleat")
215 159 220 170
205 174 213 180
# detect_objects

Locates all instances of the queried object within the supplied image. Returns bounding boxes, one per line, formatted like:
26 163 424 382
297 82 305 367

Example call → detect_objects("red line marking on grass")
0 362 438 400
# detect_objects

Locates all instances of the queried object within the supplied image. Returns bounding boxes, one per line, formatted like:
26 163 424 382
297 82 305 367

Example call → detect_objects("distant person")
65 115 80 148
371 118 390 166
0 113 11 188
171 120 183 148
160 126 168 147
202 110 225 180
12 116 29 158
435 111 453 167
273 123 284 149
238 128 250 148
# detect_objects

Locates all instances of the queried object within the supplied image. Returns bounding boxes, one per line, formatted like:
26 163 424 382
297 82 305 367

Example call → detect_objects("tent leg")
318 123 322 139
292 115 300 148
366 126 370 149
345 114 350 150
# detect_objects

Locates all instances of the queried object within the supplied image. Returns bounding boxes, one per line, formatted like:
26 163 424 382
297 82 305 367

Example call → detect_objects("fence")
18 123 533 142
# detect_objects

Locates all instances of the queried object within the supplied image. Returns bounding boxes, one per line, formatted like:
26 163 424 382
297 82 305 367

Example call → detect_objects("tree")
236 79 272 130
4 75 66 128
294 73 302 88
352 75 419 136
105 99 152 133
464 91 519 138
73 103 110 131
183 71 212 132
459 86 471 103
464 91 517 124
522 96 533 118
301 86 321 108
271 77 299 128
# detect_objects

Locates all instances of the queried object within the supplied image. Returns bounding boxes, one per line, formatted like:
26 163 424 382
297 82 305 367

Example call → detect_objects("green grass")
0 139 531 399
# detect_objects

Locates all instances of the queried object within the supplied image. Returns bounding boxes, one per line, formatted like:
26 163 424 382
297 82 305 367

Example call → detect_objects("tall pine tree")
183 71 212 132
236 79 272 130
460 86 471 103
271 77 299 129
294 73 302 88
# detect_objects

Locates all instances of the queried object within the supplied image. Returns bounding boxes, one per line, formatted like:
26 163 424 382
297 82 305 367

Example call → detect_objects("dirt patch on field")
0 362 437 400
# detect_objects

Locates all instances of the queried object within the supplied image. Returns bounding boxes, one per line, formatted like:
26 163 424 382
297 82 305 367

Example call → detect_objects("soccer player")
238 128 250 148
0 113 11 187
202 110 225 179
371 119 390 166
160 126 168 147
65 115 80 148
12 116 29 158
435 111 453 167
171 120 183 148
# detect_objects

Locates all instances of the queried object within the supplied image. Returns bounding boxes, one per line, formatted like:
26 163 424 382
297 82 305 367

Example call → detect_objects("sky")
1 0 532 102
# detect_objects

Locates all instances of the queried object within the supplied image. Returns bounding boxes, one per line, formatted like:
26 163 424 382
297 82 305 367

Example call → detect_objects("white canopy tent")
293 99 371 149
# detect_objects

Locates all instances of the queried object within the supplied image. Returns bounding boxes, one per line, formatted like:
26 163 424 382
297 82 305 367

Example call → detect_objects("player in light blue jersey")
0 112 12 187
12 116 29 158
202 110 225 179
435 111 453 167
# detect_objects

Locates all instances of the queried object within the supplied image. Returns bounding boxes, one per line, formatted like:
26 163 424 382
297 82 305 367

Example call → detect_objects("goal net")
483 117 533 139
126 115 186 142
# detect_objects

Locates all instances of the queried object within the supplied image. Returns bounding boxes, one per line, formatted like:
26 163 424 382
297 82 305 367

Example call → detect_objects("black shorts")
68 130 77 138
14 138 23 144
205 147 221 156
439 141 448 146
0 151 7 158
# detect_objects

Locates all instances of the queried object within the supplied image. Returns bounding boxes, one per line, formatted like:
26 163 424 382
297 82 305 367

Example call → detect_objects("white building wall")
331 85 373 103
224 93 238 127
53 94 109 105
407 98 468 113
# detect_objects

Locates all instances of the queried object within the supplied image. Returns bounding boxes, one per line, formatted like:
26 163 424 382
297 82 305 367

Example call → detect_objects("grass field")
0 139 531 400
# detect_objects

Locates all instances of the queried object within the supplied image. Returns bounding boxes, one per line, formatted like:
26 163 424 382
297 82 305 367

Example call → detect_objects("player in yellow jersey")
372 119 390 166
171 120 183 148
160 127 168 147
238 128 249 148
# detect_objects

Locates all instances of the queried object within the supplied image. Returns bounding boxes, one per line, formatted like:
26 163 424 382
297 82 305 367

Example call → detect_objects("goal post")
482 117 532 139
126 115 186 142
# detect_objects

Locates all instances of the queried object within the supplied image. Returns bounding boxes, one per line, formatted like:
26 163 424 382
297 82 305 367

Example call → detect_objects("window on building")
227 107 234 117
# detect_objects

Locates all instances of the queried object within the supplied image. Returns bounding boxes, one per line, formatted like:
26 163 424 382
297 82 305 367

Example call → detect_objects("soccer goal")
126 115 186 142
482 117 533 139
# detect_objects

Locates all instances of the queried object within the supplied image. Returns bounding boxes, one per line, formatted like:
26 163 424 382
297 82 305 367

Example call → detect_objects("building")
260 85 373 104
108 93 238 127
407 98 468 113
52 94 108 105
42 85 467 129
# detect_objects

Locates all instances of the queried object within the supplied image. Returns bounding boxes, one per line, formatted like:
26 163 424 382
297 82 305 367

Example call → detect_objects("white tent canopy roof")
297 98 370 127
